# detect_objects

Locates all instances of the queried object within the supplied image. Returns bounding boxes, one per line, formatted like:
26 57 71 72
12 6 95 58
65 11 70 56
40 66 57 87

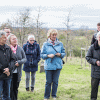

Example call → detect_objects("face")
0 35 7 45
29 37 35 44
10 35 18 46
4 29 11 37
97 26 100 32
50 33 57 41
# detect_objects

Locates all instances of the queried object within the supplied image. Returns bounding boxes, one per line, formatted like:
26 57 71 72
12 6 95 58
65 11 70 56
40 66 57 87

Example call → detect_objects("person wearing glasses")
23 34 40 92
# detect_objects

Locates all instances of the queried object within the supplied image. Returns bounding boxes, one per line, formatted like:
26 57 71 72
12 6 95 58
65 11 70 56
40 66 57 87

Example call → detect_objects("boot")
31 87 34 92
26 87 29 91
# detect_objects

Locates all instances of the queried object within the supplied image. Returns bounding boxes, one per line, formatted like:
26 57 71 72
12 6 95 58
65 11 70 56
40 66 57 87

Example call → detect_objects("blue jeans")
0 78 11 100
44 69 61 99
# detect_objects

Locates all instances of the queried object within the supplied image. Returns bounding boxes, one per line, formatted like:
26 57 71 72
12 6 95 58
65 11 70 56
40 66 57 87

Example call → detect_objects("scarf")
48 38 57 45
10 45 17 54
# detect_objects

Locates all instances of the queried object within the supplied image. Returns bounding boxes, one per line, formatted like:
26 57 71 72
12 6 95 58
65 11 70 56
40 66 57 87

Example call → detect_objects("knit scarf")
10 45 17 54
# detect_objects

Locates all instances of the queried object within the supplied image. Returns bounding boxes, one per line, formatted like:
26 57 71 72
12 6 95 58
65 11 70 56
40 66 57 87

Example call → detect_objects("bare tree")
0 19 13 31
14 7 33 46
64 8 73 62
33 7 45 46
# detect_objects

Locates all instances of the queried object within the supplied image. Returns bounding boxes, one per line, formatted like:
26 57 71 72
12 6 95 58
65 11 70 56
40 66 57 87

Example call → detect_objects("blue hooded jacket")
41 38 66 70
23 41 40 72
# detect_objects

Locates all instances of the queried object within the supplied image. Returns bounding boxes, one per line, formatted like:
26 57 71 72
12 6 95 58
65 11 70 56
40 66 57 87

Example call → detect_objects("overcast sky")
0 0 100 29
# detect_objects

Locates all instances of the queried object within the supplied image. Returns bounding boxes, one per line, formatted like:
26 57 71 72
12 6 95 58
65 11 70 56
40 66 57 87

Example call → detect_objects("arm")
60 43 66 59
41 43 48 60
8 48 16 74
17 47 27 65
0 63 3 69
23 44 26 53
37 44 41 62
86 46 97 65
91 35 96 45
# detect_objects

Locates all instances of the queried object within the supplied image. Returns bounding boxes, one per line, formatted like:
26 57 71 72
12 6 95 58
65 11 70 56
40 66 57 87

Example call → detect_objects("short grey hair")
96 31 100 39
28 35 35 40
0 30 6 38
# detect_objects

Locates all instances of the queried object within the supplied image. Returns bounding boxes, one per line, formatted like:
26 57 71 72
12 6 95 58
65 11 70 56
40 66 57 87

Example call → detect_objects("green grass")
18 57 100 100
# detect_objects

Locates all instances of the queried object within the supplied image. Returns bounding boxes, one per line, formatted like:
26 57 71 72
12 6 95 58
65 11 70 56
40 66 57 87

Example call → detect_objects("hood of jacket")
94 40 100 50
26 41 37 46
46 38 60 46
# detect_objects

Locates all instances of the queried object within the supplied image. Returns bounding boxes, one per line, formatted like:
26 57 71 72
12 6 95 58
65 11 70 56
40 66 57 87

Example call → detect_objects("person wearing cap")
41 29 66 100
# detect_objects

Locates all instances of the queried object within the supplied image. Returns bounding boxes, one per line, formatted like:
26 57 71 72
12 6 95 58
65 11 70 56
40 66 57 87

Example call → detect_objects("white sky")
0 0 100 29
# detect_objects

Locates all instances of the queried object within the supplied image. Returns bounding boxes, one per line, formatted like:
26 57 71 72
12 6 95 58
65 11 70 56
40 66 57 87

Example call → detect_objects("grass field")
18 57 100 100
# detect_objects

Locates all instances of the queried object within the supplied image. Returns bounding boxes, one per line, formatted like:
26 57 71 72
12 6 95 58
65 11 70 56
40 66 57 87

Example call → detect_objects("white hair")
28 35 35 40
96 31 100 39
0 30 6 38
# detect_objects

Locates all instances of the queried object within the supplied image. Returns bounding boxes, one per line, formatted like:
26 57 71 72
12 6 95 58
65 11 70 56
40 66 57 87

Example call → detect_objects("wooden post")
81 48 82 68
85 48 86 68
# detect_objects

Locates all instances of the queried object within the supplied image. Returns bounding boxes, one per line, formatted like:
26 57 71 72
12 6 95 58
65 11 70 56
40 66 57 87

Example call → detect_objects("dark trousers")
91 77 100 100
10 73 19 100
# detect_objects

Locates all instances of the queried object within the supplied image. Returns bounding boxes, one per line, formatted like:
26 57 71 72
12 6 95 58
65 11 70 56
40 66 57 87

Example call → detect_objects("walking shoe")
31 87 34 92
26 87 29 91
53 97 56 100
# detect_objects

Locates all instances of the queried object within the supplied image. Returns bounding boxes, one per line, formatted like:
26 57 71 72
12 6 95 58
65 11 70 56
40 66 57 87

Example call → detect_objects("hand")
55 53 61 57
15 61 19 67
3 68 10 76
96 61 100 66
47 54 55 58
3 68 9 73
6 72 10 76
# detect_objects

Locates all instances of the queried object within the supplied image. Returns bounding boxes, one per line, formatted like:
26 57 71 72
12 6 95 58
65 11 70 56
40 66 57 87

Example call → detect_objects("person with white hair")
41 29 66 100
23 34 40 92
86 31 100 100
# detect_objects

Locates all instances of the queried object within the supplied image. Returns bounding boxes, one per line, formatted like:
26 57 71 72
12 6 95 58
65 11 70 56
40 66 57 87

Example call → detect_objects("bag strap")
51 45 58 53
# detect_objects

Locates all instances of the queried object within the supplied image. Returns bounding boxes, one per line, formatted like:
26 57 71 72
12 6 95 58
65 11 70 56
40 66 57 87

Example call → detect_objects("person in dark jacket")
23 34 40 92
86 31 100 100
7 34 26 100
0 30 15 100
91 23 100 45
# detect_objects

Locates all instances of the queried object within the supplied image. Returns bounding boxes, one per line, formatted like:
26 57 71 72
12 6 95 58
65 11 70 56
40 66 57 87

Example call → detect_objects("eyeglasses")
30 40 35 41
6 32 11 33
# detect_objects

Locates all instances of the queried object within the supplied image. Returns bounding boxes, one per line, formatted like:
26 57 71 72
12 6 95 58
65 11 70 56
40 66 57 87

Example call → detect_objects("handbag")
51 45 65 64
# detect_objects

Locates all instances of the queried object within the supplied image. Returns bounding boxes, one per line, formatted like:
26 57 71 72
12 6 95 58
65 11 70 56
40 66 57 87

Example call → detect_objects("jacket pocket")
95 66 100 72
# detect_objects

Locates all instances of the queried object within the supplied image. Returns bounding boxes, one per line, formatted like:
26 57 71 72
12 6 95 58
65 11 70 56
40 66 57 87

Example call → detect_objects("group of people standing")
0 28 66 100
1 22 100 100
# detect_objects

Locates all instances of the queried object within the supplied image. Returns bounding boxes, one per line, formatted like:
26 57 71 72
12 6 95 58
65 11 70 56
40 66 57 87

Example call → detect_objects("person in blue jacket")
41 29 66 100
23 34 40 92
